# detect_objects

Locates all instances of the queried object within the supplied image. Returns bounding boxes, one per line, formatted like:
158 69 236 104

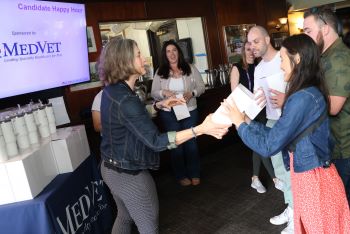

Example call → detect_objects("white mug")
0 129 8 162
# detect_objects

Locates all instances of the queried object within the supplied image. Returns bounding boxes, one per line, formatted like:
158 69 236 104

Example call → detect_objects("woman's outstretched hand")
221 99 246 128
159 97 186 109
197 114 230 139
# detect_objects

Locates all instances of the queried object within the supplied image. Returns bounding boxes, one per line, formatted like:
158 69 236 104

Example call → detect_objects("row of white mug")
0 104 56 162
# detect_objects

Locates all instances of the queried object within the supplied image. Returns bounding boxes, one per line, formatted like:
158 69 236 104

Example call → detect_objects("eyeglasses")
310 7 328 25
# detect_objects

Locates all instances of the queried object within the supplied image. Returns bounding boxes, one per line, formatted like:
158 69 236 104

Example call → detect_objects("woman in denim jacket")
223 34 350 233
99 38 229 234
151 40 205 186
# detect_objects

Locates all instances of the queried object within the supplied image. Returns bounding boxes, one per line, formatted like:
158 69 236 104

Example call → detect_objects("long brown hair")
281 34 329 111
157 40 191 79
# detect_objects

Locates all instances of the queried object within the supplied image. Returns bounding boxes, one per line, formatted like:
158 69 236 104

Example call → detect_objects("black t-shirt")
234 63 255 92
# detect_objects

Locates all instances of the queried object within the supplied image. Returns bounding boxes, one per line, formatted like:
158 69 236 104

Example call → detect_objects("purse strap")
288 110 328 152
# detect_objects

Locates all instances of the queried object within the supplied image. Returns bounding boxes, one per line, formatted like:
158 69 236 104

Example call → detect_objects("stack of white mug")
0 102 57 163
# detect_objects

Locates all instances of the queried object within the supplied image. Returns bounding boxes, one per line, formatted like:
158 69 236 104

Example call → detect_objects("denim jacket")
100 81 176 170
238 87 332 173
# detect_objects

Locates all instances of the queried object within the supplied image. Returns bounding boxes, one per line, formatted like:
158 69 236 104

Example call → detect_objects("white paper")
212 95 234 125
172 94 190 121
48 97 70 126
256 72 287 120
212 84 265 124
233 84 265 119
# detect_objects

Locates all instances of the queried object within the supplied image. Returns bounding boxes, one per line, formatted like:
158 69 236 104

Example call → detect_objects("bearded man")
304 8 350 206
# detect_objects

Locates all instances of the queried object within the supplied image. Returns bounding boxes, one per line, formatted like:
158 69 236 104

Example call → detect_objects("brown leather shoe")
179 178 191 186
191 178 200 186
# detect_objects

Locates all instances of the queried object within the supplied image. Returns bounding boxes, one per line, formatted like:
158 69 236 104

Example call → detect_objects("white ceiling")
99 20 169 35
288 0 347 11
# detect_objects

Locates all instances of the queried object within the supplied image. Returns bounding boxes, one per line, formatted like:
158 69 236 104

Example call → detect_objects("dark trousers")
333 158 350 206
252 151 276 179
159 109 200 180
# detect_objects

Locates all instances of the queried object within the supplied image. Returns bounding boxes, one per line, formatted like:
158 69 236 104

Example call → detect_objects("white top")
162 78 186 113
169 77 185 94
91 90 103 112
254 52 286 120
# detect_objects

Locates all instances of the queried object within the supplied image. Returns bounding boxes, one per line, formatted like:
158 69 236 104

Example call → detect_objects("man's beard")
254 45 267 59
316 31 325 53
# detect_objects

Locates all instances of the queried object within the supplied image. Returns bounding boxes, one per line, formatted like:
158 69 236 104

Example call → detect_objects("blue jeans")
333 157 350 206
159 109 200 180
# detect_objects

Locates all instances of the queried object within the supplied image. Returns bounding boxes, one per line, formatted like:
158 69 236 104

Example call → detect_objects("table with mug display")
0 155 114 234
0 101 114 233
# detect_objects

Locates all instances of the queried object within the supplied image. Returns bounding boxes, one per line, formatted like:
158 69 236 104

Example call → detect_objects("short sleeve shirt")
254 51 286 120
91 90 103 112
321 38 350 159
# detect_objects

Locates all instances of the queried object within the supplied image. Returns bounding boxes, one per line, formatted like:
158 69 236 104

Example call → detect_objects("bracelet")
191 127 197 138
153 101 161 111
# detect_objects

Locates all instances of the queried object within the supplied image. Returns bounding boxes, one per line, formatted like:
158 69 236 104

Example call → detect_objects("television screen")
0 0 89 99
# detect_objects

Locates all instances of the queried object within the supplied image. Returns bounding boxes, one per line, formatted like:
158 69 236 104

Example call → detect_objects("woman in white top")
151 40 205 186
91 51 107 133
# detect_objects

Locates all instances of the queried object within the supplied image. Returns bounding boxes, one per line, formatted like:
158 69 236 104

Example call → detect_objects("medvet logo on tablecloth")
55 179 108 234
47 157 113 234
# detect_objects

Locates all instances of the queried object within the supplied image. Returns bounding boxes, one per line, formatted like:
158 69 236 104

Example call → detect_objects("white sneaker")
281 219 294 234
273 178 284 191
251 177 266 193
270 206 292 225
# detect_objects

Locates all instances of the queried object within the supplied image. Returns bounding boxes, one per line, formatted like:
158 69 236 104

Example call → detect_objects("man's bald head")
247 25 271 58
249 26 269 38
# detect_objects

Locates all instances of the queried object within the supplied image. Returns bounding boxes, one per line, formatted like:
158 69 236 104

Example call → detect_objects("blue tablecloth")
0 156 114 234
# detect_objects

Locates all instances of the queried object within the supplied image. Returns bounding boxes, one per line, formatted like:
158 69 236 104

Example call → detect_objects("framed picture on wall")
223 24 255 64
89 62 99 82
87 26 97 53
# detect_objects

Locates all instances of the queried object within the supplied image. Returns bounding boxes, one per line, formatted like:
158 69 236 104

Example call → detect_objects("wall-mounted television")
0 0 89 99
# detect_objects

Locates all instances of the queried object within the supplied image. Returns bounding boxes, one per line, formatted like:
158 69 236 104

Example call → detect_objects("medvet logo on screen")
0 41 62 58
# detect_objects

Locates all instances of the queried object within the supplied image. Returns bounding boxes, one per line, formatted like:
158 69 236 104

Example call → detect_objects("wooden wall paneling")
64 1 147 124
86 1 147 62
145 0 222 68
214 0 267 64
214 0 288 64
254 0 268 28
86 1 146 22
64 87 101 124
263 0 289 34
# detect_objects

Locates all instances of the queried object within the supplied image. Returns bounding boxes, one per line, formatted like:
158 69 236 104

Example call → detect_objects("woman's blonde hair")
102 38 139 84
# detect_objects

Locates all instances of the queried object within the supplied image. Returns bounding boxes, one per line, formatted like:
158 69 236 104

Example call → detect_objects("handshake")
154 96 186 111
